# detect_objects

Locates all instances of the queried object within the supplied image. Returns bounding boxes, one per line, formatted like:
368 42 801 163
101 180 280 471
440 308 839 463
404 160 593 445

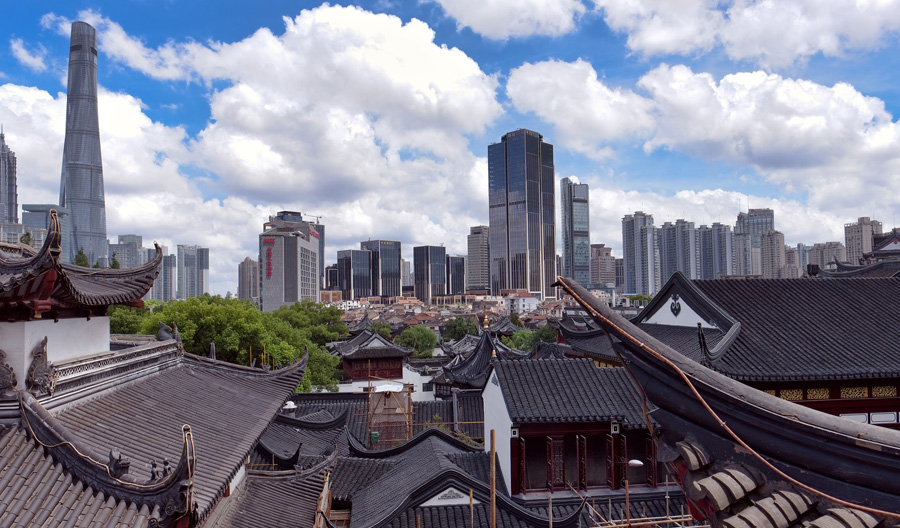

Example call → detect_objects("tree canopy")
110 252 120 269
370 320 393 340
509 312 524 327
502 324 558 351
395 325 437 358
74 247 89 267
110 296 344 391
442 316 478 341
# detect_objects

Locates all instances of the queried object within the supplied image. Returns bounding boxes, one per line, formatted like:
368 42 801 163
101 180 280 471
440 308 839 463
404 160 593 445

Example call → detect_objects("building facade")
808 241 847 271
590 244 616 286
560 177 590 287
401 259 411 287
446 255 466 295
844 217 882 264
337 249 373 301
659 219 698 284
488 129 555 299
22 204 72 261
107 234 145 269
259 212 319 311
466 225 489 291
622 211 659 295
360 239 401 298
176 245 210 299
735 208 774 250
697 223 733 279
237 256 259 301
760 230 786 279
148 248 176 302
59 22 107 265
414 245 446 304
0 128 17 224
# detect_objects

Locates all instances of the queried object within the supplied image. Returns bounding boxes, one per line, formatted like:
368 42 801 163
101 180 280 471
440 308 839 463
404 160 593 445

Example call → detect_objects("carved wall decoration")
670 293 682 317
0 348 16 392
27 337 57 396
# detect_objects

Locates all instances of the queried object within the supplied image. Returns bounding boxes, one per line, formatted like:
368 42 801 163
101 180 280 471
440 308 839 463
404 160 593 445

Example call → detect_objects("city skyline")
2 2 900 294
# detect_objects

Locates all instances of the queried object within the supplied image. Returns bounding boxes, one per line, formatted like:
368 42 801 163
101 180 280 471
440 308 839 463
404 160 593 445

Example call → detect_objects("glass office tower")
59 21 107 265
488 129 555 298
360 240 401 298
560 177 590 287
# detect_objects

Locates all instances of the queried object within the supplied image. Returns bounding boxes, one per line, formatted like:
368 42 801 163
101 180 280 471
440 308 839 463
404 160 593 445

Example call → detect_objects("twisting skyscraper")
0 127 16 224
59 21 107 265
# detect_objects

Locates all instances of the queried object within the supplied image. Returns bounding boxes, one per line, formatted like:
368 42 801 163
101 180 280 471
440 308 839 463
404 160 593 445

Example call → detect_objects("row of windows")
767 385 898 401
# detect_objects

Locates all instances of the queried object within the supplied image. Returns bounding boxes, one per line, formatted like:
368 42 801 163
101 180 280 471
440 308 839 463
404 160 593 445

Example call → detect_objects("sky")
2 1 900 295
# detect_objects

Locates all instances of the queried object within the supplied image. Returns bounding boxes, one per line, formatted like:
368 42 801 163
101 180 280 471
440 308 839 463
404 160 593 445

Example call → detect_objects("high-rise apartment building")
401 259 411 287
0 128 17 224
488 129 555 299
237 256 259 301
337 250 372 300
807 242 847 271
844 217 882 264
560 177 590 287
446 255 466 295
622 211 659 295
796 243 811 272
590 244 616 286
760 230 786 279
259 212 319 311
735 208 774 250
697 223 733 279
659 219 698 284
782 246 801 279
108 234 144 269
360 240 401 298
414 245 447 304
59 22 107 265
147 247 176 302
466 225 489 291
22 204 72 261
177 245 210 299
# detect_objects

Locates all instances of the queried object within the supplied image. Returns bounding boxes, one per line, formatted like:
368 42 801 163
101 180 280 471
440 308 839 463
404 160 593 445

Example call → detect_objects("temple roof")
634 272 900 382
347 313 373 335
819 259 900 278
439 331 522 390
0 210 161 319
334 330 413 360
488 316 521 336
492 359 645 426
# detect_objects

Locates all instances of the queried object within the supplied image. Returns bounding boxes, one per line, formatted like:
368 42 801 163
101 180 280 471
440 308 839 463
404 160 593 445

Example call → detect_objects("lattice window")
840 386 869 399
872 386 897 398
764 389 776 396
780 389 803 401
807 388 830 400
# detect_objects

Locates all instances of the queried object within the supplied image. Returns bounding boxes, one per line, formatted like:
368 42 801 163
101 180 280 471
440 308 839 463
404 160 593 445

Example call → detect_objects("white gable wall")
481 368 512 495
642 294 716 329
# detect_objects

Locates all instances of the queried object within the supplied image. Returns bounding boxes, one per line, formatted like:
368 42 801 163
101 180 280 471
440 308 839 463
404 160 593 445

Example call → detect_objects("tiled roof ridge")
18 391 195 526
276 406 349 430
55 243 163 307
182 349 308 382
347 426 481 458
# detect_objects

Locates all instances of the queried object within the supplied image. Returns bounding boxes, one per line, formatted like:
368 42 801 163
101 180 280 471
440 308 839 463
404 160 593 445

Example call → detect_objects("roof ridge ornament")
0 348 16 393
26 337 57 396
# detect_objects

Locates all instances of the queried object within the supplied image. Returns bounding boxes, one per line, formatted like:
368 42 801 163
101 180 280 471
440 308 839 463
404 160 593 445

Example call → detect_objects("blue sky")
2 1 900 294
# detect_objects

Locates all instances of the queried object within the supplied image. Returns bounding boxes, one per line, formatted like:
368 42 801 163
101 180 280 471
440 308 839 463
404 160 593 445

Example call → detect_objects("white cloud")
434 0 588 39
10 39 48 72
595 0 900 68
507 59 655 159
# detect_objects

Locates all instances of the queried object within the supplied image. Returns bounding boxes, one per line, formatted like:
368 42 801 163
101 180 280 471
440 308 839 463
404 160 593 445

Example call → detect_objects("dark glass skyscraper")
0 128 17 224
560 177 590 287
337 249 373 300
360 239 401 298
59 21 107 265
488 129 555 298
413 245 447 304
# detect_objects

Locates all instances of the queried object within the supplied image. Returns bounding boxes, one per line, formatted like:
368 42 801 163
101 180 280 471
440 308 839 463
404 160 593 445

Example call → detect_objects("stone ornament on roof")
26 337 56 396
0 348 16 394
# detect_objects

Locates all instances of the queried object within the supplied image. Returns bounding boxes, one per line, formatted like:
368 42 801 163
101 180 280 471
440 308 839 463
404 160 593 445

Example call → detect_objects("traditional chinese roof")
334 330 413 360
633 272 900 382
348 313 373 336
440 333 482 356
339 429 586 528
488 316 520 336
51 352 307 522
439 331 523 390
556 276 900 524
524 341 571 359
221 467 325 528
0 210 161 320
491 359 645 426
818 259 900 278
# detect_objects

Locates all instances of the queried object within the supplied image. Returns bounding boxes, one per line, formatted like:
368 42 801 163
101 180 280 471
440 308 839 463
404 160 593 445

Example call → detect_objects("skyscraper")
488 129 555 299
560 177 590 287
735 208 774 249
177 245 210 299
589 244 616 286
337 249 373 300
414 245 447 304
760 230 786 279
401 259 411 287
659 219 698 284
238 256 259 301
147 247 176 302
59 22 107 265
0 128 17 224
446 255 466 295
466 225 489 291
844 217 882 264
260 212 319 310
622 211 659 295
360 240 401 298
697 223 733 279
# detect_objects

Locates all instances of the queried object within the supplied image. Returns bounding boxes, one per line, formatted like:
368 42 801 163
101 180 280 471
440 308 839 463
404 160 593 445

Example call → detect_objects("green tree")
108 304 152 334
534 324 558 343
19 231 31 246
370 320 393 340
504 329 537 351
442 317 478 341
110 252 120 269
395 325 437 358
509 312 524 327
74 247 90 267
269 300 348 346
